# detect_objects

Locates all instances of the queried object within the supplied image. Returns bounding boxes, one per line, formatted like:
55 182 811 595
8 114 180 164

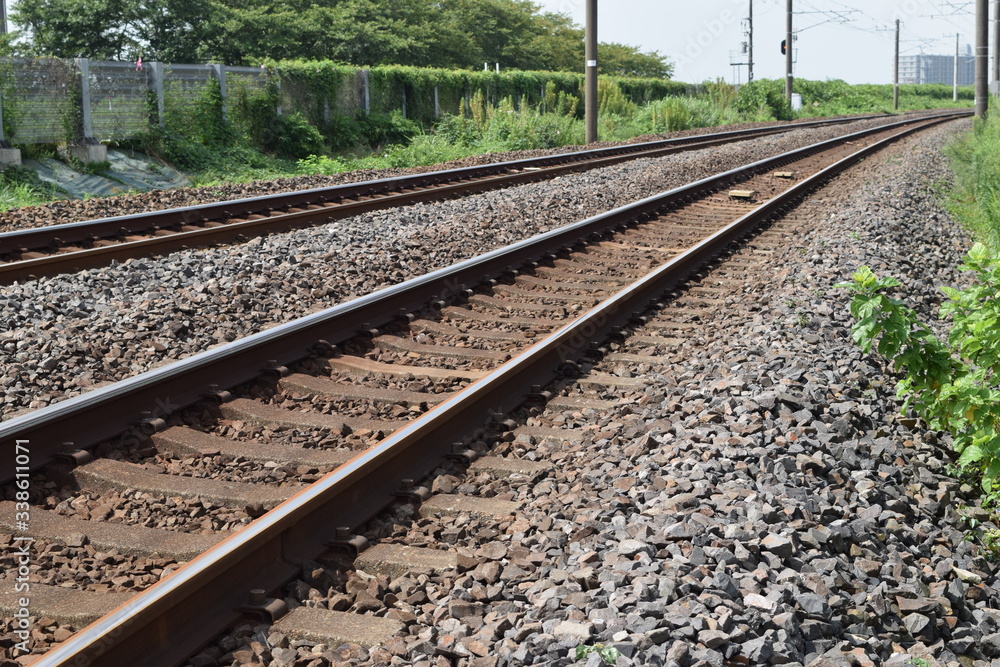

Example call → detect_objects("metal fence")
0 57 689 147
0 58 270 144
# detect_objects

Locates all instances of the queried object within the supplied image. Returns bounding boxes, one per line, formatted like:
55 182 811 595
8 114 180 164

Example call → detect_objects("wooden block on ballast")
729 190 757 199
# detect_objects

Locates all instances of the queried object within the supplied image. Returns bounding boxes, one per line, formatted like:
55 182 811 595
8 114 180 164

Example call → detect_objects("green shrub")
637 96 739 132
261 112 325 159
841 247 1000 498
320 114 364 152
735 80 793 121
356 112 420 148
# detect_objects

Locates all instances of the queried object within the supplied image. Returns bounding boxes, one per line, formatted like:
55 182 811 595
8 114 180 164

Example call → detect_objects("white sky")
532 0 980 84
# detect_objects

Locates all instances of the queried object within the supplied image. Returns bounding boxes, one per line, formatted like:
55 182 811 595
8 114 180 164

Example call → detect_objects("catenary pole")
785 0 793 101
748 0 754 82
955 33 960 102
585 0 598 143
994 0 999 89
977 0 989 118
894 20 900 111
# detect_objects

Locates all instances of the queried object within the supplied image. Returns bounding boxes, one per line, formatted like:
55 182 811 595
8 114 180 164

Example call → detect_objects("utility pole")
955 33 960 102
994 0 999 89
977 0 989 118
585 0 598 143
748 0 754 82
785 0 793 102
0 0 6 35
894 20 900 111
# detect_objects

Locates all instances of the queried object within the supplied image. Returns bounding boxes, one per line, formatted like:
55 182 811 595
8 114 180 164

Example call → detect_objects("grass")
945 109 1000 246
0 166 67 212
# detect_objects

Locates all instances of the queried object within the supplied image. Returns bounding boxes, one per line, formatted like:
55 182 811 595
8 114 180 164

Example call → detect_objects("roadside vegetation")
0 76 974 211
138 77 974 186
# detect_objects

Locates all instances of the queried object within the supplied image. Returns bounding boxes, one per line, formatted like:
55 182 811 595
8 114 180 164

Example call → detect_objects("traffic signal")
781 39 787 55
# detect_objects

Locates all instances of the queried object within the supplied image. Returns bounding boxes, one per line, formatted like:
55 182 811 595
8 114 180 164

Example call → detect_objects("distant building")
899 47 974 86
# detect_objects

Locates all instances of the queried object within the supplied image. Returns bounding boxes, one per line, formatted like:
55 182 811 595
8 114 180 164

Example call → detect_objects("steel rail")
0 111 969 487
28 111 965 667
0 113 914 284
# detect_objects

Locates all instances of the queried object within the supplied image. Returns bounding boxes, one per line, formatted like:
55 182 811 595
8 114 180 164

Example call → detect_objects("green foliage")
260 113 325 159
295 153 348 176
598 79 635 117
12 0 673 75
946 111 1000 246
639 97 740 133
542 81 580 117
599 42 673 79
65 157 111 175
435 95 580 151
840 248 1000 498
356 112 420 148
0 166 66 211
735 80 793 121
574 644 620 665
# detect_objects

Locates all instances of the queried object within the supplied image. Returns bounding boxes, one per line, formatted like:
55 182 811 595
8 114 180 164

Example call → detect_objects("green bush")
356 112 420 148
261 112 326 159
637 96 739 132
841 247 1000 498
320 114 364 152
735 80 793 121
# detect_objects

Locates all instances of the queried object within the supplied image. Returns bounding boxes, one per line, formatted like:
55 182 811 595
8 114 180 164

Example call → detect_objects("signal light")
781 39 787 55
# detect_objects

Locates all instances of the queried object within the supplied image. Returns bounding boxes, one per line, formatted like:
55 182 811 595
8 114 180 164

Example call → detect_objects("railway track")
0 113 917 285
0 111 969 666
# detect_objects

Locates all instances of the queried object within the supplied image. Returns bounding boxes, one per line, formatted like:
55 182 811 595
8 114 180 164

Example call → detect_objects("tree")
599 42 673 79
11 0 675 79
13 0 144 60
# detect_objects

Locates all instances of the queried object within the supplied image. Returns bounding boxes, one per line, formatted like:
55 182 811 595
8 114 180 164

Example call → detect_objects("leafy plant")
735 80 793 121
260 112 325 159
574 643 621 665
840 245 1000 497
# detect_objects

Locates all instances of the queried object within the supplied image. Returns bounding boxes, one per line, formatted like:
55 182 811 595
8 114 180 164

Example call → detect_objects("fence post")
273 71 283 116
66 57 106 163
401 85 407 119
362 69 370 115
75 57 95 140
0 86 18 167
212 63 228 121
434 85 440 118
148 61 166 128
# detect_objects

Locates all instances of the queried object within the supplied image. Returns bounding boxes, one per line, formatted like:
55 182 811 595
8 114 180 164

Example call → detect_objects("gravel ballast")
0 118 901 419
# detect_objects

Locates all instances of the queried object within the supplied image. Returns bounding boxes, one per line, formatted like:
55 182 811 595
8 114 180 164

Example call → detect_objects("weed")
841 248 1000 501
574 643 620 665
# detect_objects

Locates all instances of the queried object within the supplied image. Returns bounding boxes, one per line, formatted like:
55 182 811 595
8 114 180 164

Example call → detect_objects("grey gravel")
0 117 898 419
